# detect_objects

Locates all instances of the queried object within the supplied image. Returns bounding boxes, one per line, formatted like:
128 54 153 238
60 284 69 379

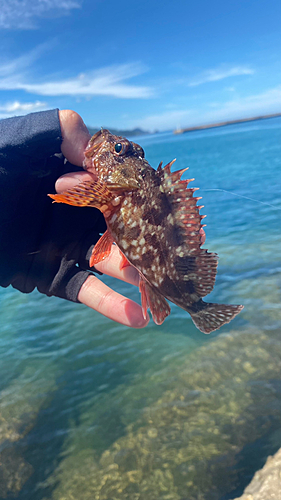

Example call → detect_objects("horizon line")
173 112 281 134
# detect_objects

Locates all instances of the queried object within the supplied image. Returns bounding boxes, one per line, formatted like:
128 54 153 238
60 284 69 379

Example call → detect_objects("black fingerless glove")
0 109 106 301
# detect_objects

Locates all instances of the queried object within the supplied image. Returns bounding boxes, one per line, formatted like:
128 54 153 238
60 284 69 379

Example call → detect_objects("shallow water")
0 117 281 499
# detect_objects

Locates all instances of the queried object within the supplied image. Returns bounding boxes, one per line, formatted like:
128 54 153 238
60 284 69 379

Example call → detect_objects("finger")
59 110 91 166
199 227 206 245
94 245 140 287
55 171 96 193
78 275 149 328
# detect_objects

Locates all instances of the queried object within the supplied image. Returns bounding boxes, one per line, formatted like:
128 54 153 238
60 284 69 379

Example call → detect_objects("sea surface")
0 117 281 500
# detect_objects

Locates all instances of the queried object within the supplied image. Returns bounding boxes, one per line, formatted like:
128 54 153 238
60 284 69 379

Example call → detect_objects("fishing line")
201 188 281 211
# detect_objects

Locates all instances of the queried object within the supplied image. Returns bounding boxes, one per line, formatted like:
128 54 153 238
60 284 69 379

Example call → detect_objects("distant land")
87 112 281 138
173 112 281 134
87 126 150 137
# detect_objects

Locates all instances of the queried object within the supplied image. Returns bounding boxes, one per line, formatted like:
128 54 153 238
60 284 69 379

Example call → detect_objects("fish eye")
114 143 124 154
114 141 132 156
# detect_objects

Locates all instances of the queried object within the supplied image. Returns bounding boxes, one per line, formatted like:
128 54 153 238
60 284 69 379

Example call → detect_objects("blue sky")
0 0 280 131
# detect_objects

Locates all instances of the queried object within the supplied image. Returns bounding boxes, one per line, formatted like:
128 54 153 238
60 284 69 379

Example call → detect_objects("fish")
49 129 243 333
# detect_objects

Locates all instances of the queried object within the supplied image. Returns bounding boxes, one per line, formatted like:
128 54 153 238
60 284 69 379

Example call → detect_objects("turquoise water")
0 117 281 500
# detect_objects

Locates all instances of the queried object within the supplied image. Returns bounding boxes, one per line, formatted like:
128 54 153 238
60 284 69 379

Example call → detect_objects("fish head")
83 129 146 192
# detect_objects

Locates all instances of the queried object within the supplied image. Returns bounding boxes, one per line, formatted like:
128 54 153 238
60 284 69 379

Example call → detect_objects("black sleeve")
0 109 106 302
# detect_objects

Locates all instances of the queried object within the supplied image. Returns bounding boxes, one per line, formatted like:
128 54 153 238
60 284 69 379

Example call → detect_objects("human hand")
58 110 148 328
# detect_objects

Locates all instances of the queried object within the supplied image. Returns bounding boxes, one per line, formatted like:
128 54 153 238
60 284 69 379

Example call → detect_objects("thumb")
59 110 91 166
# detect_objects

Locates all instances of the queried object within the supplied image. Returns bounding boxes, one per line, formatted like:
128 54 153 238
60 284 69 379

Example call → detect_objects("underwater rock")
232 447 281 500
0 368 57 498
44 328 281 500
0 447 33 498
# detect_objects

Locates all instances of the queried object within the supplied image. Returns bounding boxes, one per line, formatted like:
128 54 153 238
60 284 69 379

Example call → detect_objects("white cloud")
0 100 47 113
0 0 81 29
0 43 52 77
206 86 281 120
0 48 153 99
129 86 281 131
188 66 254 87
19 64 153 98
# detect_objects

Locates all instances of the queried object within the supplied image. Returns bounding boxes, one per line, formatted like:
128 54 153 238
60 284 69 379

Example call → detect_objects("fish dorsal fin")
159 159 193 196
158 159 203 245
158 160 218 297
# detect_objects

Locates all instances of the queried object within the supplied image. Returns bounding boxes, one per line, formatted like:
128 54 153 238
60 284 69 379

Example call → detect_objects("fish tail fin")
190 302 243 334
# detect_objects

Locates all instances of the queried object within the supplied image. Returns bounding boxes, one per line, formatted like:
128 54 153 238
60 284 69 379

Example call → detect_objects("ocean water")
0 117 281 500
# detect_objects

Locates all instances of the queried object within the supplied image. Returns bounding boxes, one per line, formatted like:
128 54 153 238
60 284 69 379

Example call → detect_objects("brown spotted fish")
49 129 243 333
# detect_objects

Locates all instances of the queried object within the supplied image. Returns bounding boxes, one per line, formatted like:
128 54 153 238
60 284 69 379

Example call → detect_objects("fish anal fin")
190 303 244 334
139 279 148 320
89 230 113 267
48 180 113 209
139 278 171 325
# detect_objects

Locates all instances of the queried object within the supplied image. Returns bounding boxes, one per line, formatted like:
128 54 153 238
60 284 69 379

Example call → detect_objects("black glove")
0 109 106 302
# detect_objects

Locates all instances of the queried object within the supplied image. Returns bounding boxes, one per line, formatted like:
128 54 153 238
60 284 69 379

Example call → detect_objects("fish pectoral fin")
139 278 171 325
89 230 113 267
48 180 112 209
139 279 149 320
190 302 244 334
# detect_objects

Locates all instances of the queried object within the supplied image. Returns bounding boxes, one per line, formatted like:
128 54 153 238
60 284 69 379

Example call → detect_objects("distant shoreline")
87 126 150 138
173 112 281 134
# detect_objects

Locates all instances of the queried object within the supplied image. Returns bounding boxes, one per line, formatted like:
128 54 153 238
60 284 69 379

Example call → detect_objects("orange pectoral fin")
89 230 113 267
48 180 112 209
139 277 171 325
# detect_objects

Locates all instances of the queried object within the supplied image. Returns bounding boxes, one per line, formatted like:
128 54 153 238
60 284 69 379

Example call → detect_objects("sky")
0 0 280 131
